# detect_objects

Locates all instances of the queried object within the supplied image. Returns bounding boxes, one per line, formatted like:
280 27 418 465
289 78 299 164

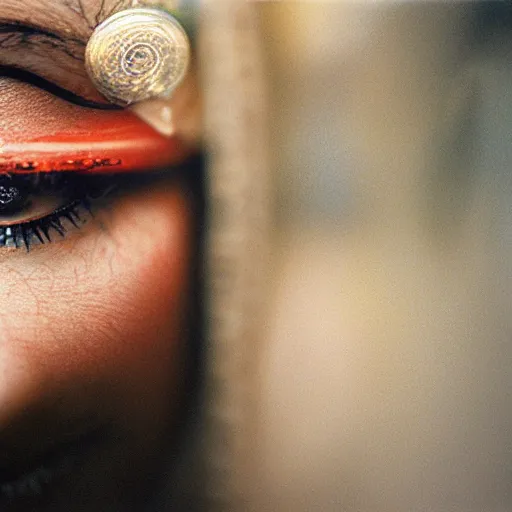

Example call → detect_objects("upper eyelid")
0 22 108 104
0 66 119 109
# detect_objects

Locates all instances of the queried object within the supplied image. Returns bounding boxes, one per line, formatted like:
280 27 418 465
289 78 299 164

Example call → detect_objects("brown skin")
0 0 134 103
0 182 193 511
0 1 195 510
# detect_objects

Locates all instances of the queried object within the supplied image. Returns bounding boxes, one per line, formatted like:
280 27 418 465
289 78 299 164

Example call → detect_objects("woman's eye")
0 173 115 250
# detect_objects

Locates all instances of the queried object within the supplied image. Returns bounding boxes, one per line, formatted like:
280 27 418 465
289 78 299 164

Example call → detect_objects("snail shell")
85 8 191 106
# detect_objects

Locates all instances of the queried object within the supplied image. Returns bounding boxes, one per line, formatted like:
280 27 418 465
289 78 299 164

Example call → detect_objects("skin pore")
0 1 196 510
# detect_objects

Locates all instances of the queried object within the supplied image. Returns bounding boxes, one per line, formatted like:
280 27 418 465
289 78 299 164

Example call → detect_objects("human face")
0 1 197 510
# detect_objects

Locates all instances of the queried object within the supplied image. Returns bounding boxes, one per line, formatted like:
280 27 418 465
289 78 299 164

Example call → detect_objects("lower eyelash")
0 198 90 251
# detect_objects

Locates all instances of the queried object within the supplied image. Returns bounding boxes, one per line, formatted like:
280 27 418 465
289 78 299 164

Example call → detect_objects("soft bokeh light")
247 3 512 511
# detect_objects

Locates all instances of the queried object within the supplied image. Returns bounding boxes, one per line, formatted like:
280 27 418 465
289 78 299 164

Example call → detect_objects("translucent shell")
85 8 191 106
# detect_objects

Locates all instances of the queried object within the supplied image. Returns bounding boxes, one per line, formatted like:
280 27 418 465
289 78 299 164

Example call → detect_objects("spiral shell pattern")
85 8 190 106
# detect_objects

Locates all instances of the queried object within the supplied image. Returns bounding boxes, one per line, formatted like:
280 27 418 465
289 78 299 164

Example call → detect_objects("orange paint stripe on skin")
0 81 195 174
0 115 193 174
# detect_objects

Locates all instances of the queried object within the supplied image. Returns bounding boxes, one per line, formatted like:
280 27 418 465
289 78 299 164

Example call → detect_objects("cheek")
0 182 192 424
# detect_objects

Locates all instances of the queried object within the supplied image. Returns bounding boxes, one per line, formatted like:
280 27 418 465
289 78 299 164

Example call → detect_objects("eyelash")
0 198 90 251
0 173 116 251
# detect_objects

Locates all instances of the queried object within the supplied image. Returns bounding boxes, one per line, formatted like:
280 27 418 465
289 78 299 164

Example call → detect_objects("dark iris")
0 177 29 215
0 185 26 214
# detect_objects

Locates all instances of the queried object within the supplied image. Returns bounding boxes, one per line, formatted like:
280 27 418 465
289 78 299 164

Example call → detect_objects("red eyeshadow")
0 111 193 174
0 80 195 174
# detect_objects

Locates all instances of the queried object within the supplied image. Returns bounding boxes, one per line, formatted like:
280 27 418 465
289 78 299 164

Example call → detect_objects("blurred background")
233 2 512 511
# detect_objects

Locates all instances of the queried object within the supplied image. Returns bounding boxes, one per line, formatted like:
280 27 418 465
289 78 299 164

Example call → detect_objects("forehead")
0 0 133 40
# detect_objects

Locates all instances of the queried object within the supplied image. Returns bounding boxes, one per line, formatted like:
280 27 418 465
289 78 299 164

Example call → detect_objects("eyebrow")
0 0 133 103
0 22 84 65
0 0 133 43
0 23 78 56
